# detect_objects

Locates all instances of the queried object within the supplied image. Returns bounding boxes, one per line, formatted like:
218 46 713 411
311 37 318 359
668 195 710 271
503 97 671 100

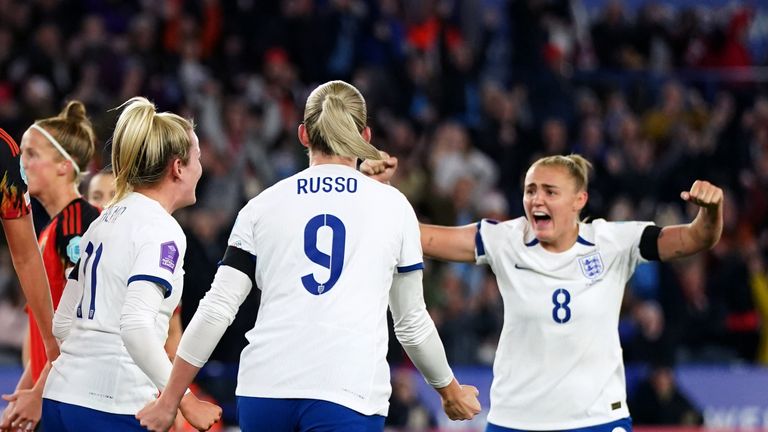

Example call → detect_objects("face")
20 127 68 198
87 172 116 208
178 131 203 207
523 164 587 250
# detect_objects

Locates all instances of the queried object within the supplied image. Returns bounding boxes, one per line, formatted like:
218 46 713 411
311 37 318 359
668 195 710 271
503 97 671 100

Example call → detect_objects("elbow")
52 318 68 343
393 314 435 347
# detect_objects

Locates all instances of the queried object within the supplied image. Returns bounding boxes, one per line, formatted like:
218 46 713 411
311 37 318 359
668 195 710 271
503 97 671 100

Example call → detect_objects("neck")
37 183 80 218
541 223 580 253
308 150 357 168
133 183 180 214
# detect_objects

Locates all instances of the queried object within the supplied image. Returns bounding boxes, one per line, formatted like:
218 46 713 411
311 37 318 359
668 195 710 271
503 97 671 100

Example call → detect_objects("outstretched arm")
2 214 59 362
420 224 477 263
658 180 724 261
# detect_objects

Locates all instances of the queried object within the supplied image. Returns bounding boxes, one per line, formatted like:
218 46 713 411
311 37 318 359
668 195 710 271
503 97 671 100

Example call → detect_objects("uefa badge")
66 236 82 263
578 252 604 279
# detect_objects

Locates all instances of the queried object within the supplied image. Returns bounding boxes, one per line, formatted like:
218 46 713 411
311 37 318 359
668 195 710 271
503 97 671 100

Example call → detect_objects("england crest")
578 252 604 279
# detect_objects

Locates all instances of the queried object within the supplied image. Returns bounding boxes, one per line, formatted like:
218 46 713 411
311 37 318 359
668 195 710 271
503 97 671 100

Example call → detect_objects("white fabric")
120 280 173 391
229 164 423 416
44 192 185 415
389 270 453 388
29 124 80 176
53 278 82 343
176 265 253 367
476 217 652 430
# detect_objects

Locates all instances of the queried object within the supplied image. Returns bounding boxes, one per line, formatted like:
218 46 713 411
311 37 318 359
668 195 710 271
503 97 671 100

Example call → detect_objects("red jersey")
29 198 100 381
0 128 30 219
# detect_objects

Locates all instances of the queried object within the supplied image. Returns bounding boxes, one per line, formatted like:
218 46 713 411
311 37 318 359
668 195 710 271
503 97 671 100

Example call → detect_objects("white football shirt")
229 164 423 416
44 192 185 414
476 217 652 430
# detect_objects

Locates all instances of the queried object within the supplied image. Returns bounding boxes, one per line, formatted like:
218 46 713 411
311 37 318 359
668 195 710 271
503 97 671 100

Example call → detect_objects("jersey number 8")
552 288 572 324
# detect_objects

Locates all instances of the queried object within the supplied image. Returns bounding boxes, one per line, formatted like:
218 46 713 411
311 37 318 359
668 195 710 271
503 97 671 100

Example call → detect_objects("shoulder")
0 128 20 161
588 218 654 248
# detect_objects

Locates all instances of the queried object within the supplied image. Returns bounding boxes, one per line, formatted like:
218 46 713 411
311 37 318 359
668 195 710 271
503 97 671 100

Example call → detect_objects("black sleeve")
639 225 662 261
0 128 30 219
67 259 80 281
219 246 256 283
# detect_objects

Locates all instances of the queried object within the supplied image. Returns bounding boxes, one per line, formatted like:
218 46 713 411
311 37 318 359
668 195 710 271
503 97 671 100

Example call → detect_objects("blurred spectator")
385 369 438 431
630 357 704 426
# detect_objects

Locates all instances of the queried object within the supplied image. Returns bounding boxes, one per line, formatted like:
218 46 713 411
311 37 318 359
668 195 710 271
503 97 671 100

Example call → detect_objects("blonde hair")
110 97 194 204
35 101 96 182
531 154 593 191
303 80 382 161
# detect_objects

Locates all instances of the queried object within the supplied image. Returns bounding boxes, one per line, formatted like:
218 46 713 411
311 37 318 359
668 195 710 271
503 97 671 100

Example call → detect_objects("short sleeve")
55 201 101 265
396 200 424 274
475 219 500 266
0 128 30 219
600 220 655 267
128 224 186 298
227 204 257 256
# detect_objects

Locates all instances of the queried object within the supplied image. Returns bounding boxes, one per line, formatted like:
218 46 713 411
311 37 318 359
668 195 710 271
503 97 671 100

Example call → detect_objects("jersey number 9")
302 214 346 296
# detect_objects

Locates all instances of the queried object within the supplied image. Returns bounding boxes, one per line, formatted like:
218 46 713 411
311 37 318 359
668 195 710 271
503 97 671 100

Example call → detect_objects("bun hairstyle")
110 97 194 204
34 100 96 180
531 154 593 192
303 80 382 161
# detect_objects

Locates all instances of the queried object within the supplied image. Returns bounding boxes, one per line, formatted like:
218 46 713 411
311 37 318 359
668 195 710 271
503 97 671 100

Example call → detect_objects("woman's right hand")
359 151 398 184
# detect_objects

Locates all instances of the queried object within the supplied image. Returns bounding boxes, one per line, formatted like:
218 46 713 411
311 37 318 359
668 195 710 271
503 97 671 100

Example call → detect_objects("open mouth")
532 211 552 228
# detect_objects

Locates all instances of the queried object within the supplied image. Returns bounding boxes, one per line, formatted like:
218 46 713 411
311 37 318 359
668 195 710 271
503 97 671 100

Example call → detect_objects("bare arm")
1 214 58 361
658 180 724 261
164 310 183 360
420 223 477 263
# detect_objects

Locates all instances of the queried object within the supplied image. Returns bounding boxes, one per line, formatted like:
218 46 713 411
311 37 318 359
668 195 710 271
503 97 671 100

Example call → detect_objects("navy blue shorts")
237 396 385 432
41 398 144 432
487 417 632 432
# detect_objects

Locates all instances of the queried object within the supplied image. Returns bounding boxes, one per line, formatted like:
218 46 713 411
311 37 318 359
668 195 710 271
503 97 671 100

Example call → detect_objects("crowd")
1 0 767 428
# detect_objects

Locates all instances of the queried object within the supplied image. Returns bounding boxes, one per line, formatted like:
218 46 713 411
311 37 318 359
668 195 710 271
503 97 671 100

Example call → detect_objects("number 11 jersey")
44 192 186 414
229 164 424 416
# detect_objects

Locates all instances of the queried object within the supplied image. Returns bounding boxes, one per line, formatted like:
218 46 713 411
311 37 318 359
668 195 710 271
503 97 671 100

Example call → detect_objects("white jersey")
229 164 423 416
476 217 652 430
44 192 185 414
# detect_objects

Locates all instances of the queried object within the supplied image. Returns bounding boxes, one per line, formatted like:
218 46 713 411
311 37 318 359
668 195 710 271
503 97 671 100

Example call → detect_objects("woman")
1 103 101 432
41 97 220 431
85 167 116 209
137 80 481 432
364 153 723 432
0 128 58 431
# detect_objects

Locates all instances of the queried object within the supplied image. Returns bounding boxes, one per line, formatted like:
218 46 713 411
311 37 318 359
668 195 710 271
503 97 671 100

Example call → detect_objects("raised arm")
420 223 477 263
658 180 724 261
1 214 58 362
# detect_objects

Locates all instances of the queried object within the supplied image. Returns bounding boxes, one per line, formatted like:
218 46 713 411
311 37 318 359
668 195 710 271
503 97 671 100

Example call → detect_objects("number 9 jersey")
229 164 424 416
44 192 186 414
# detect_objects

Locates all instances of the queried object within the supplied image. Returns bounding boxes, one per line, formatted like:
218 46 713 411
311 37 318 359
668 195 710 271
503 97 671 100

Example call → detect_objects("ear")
56 160 73 177
574 190 588 212
362 126 372 143
298 123 310 148
171 157 184 181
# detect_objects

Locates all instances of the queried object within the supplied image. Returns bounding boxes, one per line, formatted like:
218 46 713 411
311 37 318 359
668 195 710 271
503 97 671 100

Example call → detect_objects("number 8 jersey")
230 164 424 416
476 217 652 430
44 192 186 414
